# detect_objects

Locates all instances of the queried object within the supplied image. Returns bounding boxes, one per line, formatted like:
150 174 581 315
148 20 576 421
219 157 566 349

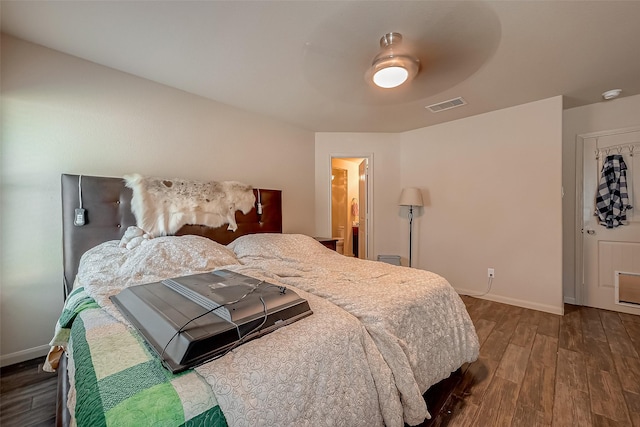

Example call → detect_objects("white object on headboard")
256 189 262 215
73 175 86 227
124 174 255 237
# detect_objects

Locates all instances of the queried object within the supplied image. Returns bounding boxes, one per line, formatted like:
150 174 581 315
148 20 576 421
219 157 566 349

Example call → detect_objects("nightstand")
313 237 338 251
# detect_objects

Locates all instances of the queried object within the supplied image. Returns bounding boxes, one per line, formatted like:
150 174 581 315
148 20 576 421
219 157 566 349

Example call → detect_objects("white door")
581 128 640 314
358 159 368 259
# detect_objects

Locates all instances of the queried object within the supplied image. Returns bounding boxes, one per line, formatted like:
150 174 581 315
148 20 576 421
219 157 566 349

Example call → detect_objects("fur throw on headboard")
124 174 256 237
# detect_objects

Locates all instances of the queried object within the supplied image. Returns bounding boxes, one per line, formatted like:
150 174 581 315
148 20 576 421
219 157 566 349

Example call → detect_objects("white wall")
317 97 564 314
400 97 564 314
0 35 316 366
562 94 640 303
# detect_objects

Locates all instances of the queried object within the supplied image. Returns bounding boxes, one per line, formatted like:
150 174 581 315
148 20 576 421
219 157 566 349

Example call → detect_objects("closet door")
582 128 640 314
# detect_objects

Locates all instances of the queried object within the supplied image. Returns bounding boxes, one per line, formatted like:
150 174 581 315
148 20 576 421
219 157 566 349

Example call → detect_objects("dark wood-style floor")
0 356 57 426
426 296 640 426
2 297 639 426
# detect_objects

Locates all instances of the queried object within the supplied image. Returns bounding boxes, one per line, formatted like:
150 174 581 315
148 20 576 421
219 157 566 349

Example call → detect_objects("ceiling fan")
301 1 501 106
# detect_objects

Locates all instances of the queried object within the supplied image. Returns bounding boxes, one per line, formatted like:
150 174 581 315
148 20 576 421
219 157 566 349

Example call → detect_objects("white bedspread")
76 236 405 427
229 234 480 426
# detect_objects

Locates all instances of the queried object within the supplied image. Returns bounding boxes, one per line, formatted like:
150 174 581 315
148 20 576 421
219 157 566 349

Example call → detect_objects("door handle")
586 229 596 235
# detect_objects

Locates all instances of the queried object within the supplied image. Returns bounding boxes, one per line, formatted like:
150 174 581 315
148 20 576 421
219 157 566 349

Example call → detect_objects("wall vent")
426 97 467 113
377 255 401 266
615 271 640 307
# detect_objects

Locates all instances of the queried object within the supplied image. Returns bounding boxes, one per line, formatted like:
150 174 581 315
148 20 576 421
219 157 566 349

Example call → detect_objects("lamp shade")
399 188 424 207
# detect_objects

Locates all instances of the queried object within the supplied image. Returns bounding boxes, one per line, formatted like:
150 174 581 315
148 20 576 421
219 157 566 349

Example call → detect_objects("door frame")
574 125 640 306
329 153 374 260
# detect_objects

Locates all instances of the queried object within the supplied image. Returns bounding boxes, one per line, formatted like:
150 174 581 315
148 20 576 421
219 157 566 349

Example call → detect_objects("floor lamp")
399 188 424 267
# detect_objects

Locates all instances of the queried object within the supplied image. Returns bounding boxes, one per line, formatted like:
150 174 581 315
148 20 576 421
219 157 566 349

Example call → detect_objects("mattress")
49 233 479 427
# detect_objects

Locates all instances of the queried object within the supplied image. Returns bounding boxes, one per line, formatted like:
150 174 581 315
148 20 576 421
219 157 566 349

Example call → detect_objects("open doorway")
331 157 369 258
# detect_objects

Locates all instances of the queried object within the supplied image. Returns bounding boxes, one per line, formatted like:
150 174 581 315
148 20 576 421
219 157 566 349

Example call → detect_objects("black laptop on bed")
111 269 312 373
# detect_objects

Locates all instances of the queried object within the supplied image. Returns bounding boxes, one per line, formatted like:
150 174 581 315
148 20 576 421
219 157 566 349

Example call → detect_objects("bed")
54 173 479 427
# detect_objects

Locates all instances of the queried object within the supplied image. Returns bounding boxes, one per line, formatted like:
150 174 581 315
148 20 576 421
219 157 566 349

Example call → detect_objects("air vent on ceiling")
426 97 467 113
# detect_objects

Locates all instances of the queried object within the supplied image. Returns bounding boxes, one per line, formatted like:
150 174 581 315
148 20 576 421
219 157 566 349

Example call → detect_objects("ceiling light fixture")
602 89 622 100
365 32 420 89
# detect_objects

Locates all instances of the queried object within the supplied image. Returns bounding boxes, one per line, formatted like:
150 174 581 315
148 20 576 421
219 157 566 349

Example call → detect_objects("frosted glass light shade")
399 188 424 206
373 66 409 89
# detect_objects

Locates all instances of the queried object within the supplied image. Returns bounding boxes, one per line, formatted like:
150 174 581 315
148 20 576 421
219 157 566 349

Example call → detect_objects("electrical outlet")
488 268 495 278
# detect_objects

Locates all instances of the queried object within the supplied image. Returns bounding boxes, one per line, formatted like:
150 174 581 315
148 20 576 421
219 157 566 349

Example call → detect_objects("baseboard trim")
455 288 564 315
0 345 50 368
563 296 577 305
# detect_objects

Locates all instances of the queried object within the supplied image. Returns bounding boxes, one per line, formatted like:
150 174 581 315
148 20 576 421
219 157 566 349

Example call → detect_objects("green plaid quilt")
55 288 227 427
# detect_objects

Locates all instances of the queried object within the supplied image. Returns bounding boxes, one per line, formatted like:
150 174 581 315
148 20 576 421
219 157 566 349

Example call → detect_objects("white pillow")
228 233 328 260
77 235 240 325
78 235 239 288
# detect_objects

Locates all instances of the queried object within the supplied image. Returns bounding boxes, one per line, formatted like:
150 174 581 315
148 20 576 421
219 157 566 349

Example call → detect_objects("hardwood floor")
427 297 640 426
0 356 57 426
2 298 639 426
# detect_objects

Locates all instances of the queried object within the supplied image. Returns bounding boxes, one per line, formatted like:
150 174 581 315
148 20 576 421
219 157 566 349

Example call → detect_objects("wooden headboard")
61 174 282 297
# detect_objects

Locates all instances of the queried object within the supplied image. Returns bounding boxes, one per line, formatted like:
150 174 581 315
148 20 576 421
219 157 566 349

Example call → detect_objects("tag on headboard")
256 189 263 215
74 175 86 226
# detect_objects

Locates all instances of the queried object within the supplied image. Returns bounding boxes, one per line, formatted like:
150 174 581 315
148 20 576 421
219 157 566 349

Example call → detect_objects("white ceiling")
2 1 640 133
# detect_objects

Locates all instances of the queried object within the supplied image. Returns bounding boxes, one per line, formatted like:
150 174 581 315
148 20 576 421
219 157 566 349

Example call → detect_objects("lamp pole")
399 187 423 269
408 205 414 267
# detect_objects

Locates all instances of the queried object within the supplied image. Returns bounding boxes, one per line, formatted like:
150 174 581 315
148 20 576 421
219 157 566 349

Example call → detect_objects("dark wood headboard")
61 174 282 297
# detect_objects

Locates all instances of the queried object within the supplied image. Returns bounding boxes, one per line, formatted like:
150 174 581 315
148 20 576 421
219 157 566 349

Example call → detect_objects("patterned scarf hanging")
595 154 633 228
